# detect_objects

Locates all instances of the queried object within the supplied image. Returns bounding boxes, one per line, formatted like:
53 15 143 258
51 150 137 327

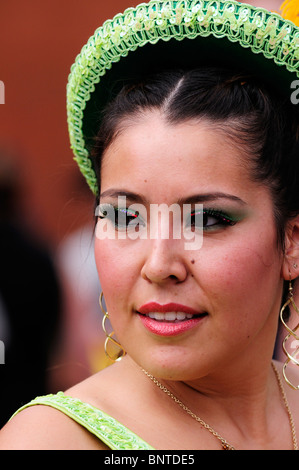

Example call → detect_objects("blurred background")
0 0 285 427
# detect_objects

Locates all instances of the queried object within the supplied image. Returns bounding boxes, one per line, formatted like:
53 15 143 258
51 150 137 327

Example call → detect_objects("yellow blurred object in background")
280 0 299 25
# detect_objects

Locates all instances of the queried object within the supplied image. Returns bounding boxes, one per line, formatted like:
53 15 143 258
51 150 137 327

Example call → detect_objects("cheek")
196 232 282 323
94 237 138 309
95 238 119 288
215 245 270 289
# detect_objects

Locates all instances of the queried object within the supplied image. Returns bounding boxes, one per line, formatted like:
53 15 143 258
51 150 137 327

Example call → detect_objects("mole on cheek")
191 259 195 264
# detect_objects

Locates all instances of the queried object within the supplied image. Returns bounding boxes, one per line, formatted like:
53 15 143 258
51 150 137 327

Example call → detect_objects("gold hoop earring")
280 279 299 390
99 292 126 362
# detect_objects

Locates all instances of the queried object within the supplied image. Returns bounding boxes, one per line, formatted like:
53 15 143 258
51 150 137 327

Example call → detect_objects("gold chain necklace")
142 362 298 450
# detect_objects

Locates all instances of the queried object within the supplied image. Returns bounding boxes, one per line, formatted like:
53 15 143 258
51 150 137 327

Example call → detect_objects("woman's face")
95 110 285 381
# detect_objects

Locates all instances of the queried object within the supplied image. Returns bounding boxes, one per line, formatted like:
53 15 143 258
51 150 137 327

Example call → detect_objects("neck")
180 319 281 432
173 363 274 423
148 358 293 449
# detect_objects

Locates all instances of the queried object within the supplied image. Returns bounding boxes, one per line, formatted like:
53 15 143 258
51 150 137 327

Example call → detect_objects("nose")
141 238 188 284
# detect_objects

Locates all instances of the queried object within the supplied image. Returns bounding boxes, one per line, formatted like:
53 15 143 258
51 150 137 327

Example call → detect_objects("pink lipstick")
137 302 206 336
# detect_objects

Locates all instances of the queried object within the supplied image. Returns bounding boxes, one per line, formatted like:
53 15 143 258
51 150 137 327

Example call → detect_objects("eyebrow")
100 189 147 204
178 192 247 206
100 189 247 206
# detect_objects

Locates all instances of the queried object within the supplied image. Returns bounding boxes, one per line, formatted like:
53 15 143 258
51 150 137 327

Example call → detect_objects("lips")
137 302 207 336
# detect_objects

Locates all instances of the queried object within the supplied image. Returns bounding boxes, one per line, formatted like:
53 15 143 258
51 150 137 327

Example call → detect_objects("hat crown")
66 0 299 194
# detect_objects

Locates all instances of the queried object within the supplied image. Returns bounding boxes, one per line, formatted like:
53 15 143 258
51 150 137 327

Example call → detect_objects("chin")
132 348 208 381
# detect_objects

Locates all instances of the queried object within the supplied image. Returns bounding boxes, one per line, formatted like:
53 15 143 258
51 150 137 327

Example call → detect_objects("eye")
115 208 143 231
188 209 237 231
97 204 145 232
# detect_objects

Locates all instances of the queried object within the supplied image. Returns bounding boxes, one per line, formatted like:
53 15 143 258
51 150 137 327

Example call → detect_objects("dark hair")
91 66 299 251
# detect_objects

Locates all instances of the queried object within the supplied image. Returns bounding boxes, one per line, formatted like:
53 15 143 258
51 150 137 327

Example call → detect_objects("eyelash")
97 204 237 231
189 209 237 231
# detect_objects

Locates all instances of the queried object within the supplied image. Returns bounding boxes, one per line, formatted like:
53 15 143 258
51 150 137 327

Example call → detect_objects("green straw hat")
66 0 299 195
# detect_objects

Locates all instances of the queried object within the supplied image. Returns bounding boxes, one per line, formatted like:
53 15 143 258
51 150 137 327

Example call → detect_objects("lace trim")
66 0 299 194
13 392 154 450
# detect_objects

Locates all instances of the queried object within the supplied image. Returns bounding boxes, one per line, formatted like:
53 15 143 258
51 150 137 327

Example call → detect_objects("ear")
281 214 299 280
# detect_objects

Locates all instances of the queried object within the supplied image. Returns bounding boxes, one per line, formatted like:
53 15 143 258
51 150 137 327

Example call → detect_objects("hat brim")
67 0 299 194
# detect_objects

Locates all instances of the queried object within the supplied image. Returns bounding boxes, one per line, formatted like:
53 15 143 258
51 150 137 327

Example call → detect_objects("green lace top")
13 392 154 450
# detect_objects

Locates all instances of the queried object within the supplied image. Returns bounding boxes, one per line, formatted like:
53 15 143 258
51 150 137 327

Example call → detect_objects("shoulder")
0 363 129 450
0 360 150 450
0 399 108 450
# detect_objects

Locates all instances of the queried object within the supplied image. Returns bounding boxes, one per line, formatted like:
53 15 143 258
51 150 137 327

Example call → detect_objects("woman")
1 0 299 450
